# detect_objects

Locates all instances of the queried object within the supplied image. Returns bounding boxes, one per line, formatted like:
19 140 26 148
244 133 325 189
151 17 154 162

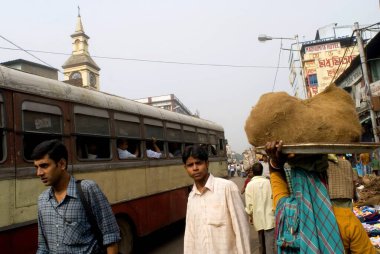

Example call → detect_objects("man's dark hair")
182 145 208 164
251 162 263 176
117 138 127 147
31 139 68 167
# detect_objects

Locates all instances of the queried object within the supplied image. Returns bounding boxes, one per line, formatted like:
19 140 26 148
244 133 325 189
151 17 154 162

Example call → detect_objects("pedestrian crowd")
32 137 378 253
184 141 378 254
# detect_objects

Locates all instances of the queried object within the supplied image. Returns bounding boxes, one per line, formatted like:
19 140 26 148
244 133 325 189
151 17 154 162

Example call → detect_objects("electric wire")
0 45 297 70
0 35 63 73
359 22 380 31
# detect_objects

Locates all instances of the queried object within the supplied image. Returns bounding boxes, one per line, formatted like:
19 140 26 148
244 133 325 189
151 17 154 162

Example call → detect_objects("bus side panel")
0 223 37 254
112 186 189 237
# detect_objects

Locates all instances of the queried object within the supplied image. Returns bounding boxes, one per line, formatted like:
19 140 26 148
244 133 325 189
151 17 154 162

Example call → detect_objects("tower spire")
75 6 84 33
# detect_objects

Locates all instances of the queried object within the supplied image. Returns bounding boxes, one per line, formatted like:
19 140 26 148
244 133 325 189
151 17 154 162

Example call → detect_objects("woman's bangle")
269 159 282 170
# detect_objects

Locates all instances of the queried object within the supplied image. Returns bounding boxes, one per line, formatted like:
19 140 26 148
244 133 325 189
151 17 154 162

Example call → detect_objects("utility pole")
354 22 380 142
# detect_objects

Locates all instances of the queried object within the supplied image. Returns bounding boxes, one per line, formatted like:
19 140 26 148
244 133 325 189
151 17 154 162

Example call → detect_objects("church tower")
62 8 100 90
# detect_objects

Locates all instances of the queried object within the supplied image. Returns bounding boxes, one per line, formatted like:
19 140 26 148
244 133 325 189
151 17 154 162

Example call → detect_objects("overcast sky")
1 1 379 153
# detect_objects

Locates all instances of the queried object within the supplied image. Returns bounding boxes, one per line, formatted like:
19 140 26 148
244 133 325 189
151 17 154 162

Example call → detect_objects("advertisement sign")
305 42 341 53
303 45 359 94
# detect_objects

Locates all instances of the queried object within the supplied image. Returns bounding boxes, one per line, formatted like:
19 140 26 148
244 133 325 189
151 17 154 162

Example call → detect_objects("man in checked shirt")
32 139 120 254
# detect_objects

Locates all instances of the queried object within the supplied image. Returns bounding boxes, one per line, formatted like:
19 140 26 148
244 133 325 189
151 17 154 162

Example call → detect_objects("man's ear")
58 158 67 170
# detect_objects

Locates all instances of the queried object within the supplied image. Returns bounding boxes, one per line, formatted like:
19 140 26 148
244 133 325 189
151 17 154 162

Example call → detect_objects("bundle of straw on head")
244 85 362 147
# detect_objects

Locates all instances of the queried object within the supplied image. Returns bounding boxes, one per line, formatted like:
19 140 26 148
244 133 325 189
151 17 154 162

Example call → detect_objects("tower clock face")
89 72 96 87
71 71 82 80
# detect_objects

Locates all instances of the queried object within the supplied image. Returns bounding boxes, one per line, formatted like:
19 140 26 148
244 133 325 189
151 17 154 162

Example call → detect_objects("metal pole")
354 22 380 142
295 35 308 98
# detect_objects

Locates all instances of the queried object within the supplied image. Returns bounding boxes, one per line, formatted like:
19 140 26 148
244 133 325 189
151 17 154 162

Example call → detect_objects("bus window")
198 128 208 144
218 138 226 156
146 138 164 159
116 138 140 159
22 101 63 160
76 136 110 159
144 118 164 159
115 113 140 136
145 125 163 140
166 128 181 141
168 142 182 158
74 106 110 160
166 123 183 158
198 133 208 143
209 145 217 156
209 134 218 156
114 113 142 159
183 125 196 147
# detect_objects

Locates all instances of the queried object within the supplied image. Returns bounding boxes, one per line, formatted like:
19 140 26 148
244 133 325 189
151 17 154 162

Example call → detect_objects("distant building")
134 94 193 116
335 30 380 142
289 23 377 98
1 59 58 80
62 11 100 90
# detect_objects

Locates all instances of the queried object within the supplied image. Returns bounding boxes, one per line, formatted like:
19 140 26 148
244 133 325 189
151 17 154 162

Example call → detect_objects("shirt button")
57 243 59 247
56 224 59 227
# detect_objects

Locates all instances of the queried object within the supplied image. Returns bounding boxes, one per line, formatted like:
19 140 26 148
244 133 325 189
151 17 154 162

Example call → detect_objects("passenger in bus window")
210 145 217 156
168 142 182 158
32 140 120 254
146 137 162 158
87 142 98 159
117 138 139 159
182 145 251 254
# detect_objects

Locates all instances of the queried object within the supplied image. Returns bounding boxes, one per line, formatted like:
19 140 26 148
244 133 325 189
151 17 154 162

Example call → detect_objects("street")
135 175 260 254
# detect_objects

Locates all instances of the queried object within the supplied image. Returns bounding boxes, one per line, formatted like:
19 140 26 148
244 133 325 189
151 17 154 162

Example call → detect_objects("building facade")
289 24 377 98
1 59 58 80
335 30 380 142
135 94 193 116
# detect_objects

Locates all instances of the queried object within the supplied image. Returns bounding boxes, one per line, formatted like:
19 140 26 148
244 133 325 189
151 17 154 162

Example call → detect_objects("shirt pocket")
63 221 93 245
206 202 227 227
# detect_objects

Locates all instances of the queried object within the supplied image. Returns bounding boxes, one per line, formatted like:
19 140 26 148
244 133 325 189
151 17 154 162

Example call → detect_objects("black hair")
182 144 208 164
31 139 68 168
117 138 127 147
251 162 263 176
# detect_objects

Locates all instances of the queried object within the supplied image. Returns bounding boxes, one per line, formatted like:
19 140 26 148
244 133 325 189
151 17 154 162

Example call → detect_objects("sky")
0 1 379 154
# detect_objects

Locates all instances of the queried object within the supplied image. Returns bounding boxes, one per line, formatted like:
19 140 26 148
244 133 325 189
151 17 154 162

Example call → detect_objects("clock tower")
62 8 100 90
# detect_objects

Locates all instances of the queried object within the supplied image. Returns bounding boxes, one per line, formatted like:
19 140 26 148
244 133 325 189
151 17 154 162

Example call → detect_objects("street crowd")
224 146 379 254
32 138 379 254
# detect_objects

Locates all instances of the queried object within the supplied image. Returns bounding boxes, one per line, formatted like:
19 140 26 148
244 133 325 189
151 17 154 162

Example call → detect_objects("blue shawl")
275 167 344 254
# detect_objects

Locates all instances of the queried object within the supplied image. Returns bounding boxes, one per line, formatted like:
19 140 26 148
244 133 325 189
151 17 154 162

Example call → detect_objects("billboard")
303 42 359 96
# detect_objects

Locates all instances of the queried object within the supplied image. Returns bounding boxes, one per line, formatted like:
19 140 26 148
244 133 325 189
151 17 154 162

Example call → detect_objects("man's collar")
191 173 214 195
251 175 267 180
47 175 78 200
66 176 79 198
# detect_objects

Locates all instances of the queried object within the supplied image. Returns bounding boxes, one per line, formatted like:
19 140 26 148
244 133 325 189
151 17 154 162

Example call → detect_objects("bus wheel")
117 217 134 254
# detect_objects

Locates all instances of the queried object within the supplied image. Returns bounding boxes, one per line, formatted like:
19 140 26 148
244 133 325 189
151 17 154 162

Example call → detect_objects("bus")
0 65 227 254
